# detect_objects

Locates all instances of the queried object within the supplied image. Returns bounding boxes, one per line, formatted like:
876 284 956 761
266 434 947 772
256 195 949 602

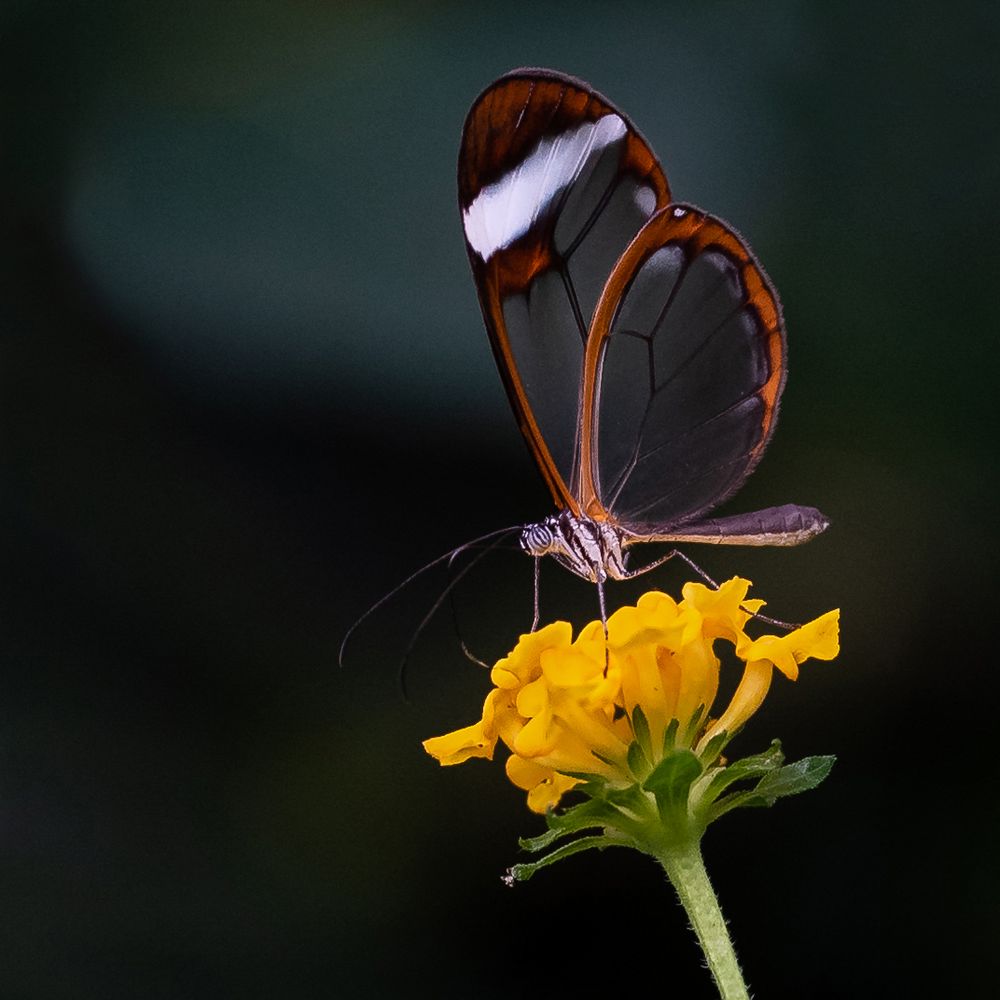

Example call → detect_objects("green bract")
508 737 834 882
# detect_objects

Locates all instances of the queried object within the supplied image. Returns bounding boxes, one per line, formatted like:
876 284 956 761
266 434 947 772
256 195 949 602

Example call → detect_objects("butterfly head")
519 513 629 583
519 517 560 557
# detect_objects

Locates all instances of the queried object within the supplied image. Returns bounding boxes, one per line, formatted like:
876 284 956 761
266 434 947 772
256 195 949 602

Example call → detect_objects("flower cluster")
423 578 839 814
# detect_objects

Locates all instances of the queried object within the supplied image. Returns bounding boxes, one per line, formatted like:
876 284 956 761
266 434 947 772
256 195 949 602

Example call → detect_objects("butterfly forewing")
458 69 671 509
578 205 785 531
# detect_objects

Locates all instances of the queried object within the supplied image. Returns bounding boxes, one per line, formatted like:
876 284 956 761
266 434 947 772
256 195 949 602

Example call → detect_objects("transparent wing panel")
501 170 662 492
501 271 583 486
590 206 784 529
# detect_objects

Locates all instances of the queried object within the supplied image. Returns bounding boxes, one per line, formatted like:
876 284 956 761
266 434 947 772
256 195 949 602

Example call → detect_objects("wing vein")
625 453 747 522
600 250 766 521
604 296 752 513
562 173 622 262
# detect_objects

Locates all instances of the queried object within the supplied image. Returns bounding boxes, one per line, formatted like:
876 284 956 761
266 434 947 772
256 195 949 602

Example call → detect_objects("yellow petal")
571 621 609 675
491 621 572 688
605 604 647 646
505 755 577 813
542 645 620 712
655 647 683 723
608 590 687 651
422 719 495 765
516 675 550 718
540 646 602 689
504 753 552 790
480 689 498 734
608 592 673 643
740 609 840 680
699 659 774 750
682 577 755 643
672 643 719 734
550 696 628 761
490 665 521 690
526 772 579 814
618 644 667 741
513 707 558 757
489 688 526 749
797 609 841 659
635 590 680 622
682 577 750 617
506 753 581 809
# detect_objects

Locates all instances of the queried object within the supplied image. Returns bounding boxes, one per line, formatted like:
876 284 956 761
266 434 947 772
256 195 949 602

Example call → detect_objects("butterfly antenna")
398 529 518 697
338 524 521 668
459 640 491 670
445 548 492 669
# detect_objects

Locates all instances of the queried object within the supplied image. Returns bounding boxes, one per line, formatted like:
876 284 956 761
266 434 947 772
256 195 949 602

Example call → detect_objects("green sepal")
697 729 730 767
518 810 605 853
756 755 835 800
630 704 654 762
601 781 657 816
701 739 785 805
506 834 626 882
681 704 707 746
708 754 835 821
643 749 703 827
557 770 609 798
661 718 680 756
518 788 651 854
544 797 624 836
518 827 567 853
626 739 652 781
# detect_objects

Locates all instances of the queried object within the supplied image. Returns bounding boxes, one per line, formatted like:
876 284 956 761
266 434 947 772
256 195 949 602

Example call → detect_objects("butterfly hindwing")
578 204 787 531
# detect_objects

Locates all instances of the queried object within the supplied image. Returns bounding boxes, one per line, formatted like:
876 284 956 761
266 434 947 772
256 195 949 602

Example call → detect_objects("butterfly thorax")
520 512 629 583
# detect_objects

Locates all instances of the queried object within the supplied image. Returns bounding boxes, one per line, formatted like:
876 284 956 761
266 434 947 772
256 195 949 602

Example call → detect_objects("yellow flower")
423 579 839 814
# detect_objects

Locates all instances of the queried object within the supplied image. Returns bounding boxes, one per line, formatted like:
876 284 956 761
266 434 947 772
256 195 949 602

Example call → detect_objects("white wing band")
462 114 627 261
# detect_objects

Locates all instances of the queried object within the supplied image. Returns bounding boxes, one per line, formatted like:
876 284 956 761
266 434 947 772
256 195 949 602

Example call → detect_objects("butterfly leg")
596 575 611 676
751 610 800 630
664 553 800 629
596 575 609 632
622 548 719 588
530 556 541 632
625 549 798 631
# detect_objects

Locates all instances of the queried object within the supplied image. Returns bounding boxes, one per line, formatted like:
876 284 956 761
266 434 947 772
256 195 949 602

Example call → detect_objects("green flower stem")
655 840 749 1000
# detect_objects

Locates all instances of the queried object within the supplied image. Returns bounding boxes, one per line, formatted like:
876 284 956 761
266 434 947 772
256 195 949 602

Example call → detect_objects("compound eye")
520 524 553 554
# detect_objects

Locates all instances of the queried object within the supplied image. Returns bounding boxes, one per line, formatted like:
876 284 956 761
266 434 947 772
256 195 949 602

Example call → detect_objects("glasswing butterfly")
459 68 828 618
341 67 828 668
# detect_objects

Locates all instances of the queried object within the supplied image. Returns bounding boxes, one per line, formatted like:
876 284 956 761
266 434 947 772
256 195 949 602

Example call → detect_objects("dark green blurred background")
3 2 997 997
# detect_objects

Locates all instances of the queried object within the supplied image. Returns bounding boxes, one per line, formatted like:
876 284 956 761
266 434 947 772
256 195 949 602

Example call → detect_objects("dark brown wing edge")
458 69 671 512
